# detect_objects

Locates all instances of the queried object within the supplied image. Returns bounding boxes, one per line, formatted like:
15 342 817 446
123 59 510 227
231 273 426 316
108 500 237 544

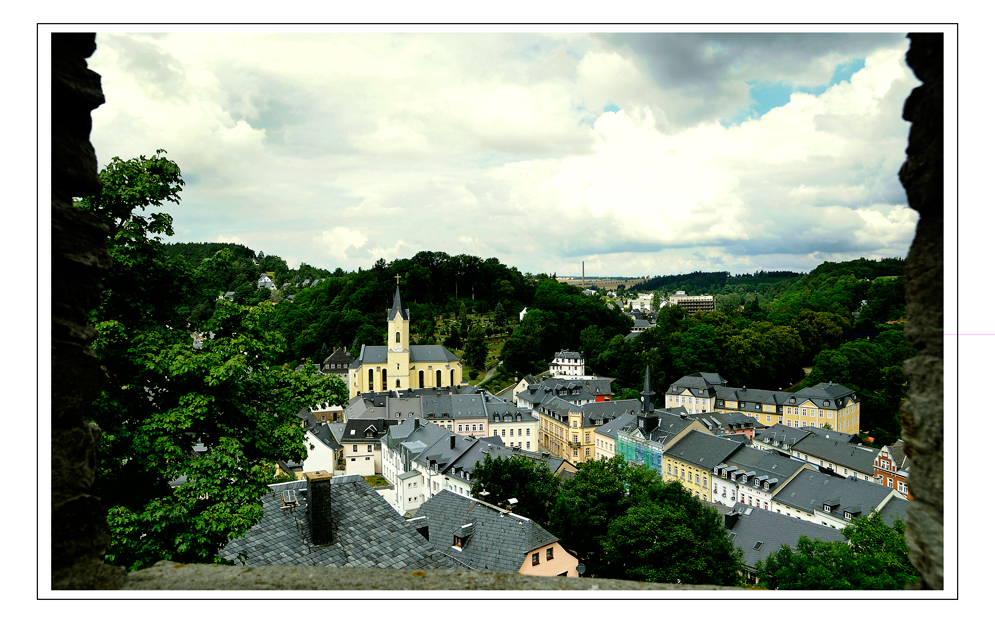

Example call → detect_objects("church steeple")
388 282 409 321
640 365 655 414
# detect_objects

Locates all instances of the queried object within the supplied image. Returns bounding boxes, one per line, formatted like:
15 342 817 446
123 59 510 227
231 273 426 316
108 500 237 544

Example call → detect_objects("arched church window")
396 331 401 343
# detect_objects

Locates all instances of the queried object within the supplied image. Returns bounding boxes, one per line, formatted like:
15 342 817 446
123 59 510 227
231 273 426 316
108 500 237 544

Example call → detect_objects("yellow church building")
347 285 463 398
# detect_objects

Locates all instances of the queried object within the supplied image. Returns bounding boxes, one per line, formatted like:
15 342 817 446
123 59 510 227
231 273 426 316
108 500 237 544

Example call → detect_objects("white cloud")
85 32 920 277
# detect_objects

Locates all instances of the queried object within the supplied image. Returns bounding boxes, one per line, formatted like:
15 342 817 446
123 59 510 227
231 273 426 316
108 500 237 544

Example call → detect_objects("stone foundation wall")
897 32 945 590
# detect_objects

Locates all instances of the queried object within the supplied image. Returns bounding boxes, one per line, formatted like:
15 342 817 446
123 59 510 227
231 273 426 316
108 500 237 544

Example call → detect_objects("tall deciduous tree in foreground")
78 151 347 571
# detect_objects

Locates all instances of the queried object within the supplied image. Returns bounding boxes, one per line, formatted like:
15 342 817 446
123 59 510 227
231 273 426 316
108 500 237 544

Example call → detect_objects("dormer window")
754 478 760 487
844 511 851 520
764 482 769 490
824 504 832 512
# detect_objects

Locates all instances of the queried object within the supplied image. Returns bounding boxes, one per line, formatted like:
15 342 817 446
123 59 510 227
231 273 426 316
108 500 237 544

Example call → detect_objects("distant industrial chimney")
305 471 335 546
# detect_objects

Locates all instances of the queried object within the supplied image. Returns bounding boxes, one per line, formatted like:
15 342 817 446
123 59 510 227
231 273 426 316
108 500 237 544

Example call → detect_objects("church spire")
641 365 655 414
388 284 409 321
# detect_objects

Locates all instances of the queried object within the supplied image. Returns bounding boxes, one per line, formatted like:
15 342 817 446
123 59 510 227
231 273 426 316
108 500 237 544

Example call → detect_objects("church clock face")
394 345 401 352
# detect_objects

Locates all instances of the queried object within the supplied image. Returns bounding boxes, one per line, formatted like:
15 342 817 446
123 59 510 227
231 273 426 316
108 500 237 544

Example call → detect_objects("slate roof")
663 430 742 470
756 423 813 449
800 426 862 444
309 423 342 451
773 473 904 523
415 489 560 573
724 503 846 571
691 411 757 434
579 399 642 427
716 445 809 487
595 412 639 440
218 476 453 569
789 435 878 475
322 346 355 367
876 494 910 528
553 350 583 360
669 372 859 411
388 285 409 321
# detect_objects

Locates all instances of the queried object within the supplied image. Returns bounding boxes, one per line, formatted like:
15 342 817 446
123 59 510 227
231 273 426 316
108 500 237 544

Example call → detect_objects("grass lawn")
364 475 390 488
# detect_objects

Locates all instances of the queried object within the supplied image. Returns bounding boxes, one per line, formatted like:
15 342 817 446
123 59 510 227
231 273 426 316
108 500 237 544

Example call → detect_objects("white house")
548 350 585 377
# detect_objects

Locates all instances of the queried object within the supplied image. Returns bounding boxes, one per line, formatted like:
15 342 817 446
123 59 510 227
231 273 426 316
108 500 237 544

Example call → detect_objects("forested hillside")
168 239 909 444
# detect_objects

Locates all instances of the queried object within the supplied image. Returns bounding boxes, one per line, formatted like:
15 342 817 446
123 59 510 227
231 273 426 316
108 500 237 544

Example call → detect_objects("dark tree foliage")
78 152 348 571
546 457 742 584
755 512 917 589
463 324 488 371
501 279 632 376
470 453 560 527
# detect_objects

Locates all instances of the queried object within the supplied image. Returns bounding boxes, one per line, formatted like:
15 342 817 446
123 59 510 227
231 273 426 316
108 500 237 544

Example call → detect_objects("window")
353 444 358 452
547 547 554 560
573 448 578 457
395 331 401 343
502 429 506 437
898 481 907 494
458 424 463 432
532 553 540 566
519 429 523 437
526 429 530 436
767 414 771 423
887 477 894 488
585 433 590 443
526 441 530 450
585 448 590 457
367 444 372 452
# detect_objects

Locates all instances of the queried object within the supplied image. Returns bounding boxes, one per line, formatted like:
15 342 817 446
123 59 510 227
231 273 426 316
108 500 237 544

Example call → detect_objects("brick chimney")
305 470 335 546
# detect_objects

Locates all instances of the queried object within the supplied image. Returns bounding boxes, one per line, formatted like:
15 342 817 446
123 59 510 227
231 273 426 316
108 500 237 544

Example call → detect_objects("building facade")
348 286 463 398
664 372 862 434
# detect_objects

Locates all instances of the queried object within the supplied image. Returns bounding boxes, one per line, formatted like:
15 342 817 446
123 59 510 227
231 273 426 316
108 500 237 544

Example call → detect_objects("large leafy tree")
79 151 347 571
470 453 560 527
547 457 742 585
755 512 917 589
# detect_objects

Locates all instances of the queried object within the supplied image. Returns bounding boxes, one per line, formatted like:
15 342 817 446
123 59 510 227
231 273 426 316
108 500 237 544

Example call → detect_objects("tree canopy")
755 511 918 589
544 456 743 584
80 151 348 571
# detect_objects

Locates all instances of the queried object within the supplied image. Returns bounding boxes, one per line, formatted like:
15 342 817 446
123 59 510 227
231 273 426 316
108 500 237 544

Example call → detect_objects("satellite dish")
576 563 586 576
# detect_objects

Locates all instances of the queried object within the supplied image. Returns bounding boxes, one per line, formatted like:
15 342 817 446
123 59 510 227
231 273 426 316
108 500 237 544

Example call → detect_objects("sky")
84 29 922 278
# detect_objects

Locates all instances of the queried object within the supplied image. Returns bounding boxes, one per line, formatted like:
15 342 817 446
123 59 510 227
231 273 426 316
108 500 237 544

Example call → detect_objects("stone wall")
50 33 126 590
897 32 945 590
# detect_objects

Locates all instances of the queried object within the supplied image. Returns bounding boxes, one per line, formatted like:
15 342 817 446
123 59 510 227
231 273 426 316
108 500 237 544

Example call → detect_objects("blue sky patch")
723 58 866 127
603 104 620 113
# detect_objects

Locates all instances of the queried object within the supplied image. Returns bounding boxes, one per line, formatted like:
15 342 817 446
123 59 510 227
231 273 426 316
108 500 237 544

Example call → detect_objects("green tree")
80 152 349 571
470 453 560 527
548 456 629 578
755 512 917 589
463 324 488 371
493 302 507 327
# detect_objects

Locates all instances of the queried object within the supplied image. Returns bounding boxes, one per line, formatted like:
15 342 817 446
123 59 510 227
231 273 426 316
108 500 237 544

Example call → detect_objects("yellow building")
663 372 861 435
348 286 463 398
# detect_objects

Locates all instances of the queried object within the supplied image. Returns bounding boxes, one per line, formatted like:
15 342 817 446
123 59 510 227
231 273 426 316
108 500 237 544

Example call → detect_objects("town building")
218 472 453 569
754 424 881 483
710 443 817 510
348 285 463 398
874 440 912 498
412 489 579 576
594 412 638 461
722 503 846 584
770 471 909 530
548 350 585 377
320 346 355 384
668 292 715 313
664 372 862 434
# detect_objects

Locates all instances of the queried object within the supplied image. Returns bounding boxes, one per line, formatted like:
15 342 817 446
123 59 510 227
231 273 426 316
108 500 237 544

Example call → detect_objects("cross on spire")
394 274 402 284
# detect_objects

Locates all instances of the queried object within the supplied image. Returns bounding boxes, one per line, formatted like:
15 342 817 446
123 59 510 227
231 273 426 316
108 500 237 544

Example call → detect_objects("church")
347 285 463 398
